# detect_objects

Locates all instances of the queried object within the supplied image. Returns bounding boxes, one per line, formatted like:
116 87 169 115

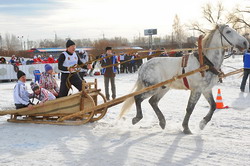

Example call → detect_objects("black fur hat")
66 39 75 48
17 70 26 79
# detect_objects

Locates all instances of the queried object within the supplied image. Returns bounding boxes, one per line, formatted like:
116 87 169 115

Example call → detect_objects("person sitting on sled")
13 70 33 109
30 82 56 104
39 64 59 97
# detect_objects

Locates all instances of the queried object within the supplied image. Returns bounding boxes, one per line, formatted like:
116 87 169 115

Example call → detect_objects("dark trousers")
15 104 28 109
240 69 250 92
79 71 87 78
104 76 116 100
15 101 33 109
58 73 83 97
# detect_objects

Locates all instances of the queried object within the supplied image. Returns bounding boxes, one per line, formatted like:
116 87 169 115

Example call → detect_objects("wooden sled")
0 79 108 125
1 65 239 125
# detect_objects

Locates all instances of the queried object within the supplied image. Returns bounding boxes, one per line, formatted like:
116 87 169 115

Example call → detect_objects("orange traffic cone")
216 89 229 109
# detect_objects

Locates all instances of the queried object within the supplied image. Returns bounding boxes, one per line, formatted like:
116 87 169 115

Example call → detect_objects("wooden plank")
58 65 209 122
7 119 89 125
0 93 81 116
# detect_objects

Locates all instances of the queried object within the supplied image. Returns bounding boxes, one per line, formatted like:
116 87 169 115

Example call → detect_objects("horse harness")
181 25 233 89
181 53 224 89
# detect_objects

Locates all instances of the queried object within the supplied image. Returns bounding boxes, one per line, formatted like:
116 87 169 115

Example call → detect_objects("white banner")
0 63 59 81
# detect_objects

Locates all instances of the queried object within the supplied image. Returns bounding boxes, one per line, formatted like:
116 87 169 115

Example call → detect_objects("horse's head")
217 25 249 51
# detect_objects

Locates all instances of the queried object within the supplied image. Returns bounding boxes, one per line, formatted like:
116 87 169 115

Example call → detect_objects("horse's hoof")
199 119 207 130
132 117 142 125
159 120 166 129
183 128 192 134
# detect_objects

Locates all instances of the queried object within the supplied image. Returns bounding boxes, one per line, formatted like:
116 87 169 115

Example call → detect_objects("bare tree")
202 2 224 24
172 14 186 48
189 2 249 35
5 33 21 51
189 22 206 34
189 2 226 34
91 39 113 58
228 7 250 28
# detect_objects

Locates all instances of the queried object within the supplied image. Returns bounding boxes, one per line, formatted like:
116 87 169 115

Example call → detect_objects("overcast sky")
0 0 249 41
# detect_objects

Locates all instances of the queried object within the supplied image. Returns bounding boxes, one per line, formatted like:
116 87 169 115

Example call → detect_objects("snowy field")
0 55 250 166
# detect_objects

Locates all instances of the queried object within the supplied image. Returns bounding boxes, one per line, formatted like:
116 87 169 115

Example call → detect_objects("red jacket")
47 57 55 63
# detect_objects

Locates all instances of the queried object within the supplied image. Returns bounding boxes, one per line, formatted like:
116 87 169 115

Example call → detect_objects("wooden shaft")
198 35 205 77
100 51 163 69
58 65 209 122
198 35 204 66
219 68 243 78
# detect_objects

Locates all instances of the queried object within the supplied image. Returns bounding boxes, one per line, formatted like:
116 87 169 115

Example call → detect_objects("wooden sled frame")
4 79 108 125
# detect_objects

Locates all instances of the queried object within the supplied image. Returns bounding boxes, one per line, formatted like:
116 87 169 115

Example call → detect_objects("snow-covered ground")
0 55 249 166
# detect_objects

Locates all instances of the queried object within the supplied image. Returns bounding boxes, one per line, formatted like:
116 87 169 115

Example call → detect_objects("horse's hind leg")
149 89 169 129
182 90 201 134
199 90 216 130
132 94 145 125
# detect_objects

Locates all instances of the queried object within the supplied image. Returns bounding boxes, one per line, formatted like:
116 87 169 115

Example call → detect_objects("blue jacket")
243 52 250 69
101 54 117 74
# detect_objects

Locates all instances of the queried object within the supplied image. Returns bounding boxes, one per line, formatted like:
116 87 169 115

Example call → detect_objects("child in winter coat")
39 64 59 97
30 82 56 104
13 70 33 109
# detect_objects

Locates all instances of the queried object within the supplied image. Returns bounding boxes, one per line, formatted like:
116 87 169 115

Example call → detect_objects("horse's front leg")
200 90 216 130
182 90 201 134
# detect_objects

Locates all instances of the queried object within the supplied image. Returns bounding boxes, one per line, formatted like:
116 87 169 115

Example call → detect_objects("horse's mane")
202 24 227 51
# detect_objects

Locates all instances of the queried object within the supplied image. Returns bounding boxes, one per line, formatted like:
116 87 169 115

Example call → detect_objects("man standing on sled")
58 39 90 97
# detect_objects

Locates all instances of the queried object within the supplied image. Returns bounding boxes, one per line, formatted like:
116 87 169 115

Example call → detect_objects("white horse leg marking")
182 90 201 134
200 91 216 130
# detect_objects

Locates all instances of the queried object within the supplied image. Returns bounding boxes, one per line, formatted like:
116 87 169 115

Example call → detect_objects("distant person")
10 55 16 64
30 82 56 104
89 55 101 76
39 64 59 97
21 57 26 65
58 39 89 97
101 47 118 100
37 55 43 63
240 48 250 92
119 52 125 73
147 48 155 60
0 57 6 64
47 55 55 63
33 55 39 63
13 70 33 109
78 49 90 78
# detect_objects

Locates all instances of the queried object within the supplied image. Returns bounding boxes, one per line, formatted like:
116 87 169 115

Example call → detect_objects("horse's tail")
119 80 143 119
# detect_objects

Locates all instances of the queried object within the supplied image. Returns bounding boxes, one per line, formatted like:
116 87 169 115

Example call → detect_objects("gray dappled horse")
119 25 249 134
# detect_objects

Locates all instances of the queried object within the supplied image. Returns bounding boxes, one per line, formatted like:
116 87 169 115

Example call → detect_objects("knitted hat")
105 47 112 51
30 82 39 91
45 64 53 72
66 39 75 48
17 70 26 79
